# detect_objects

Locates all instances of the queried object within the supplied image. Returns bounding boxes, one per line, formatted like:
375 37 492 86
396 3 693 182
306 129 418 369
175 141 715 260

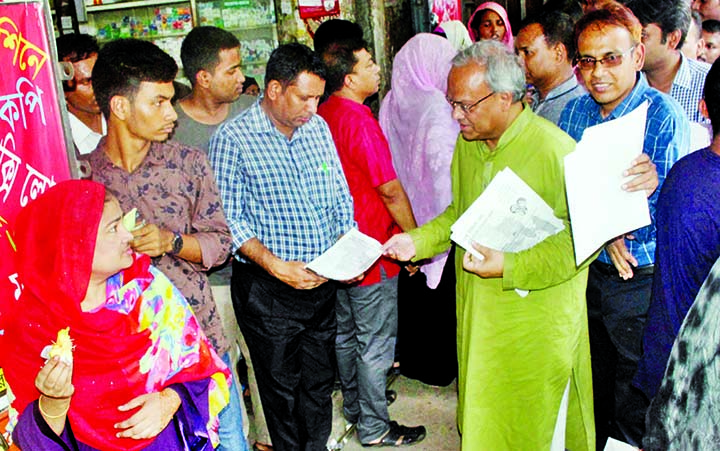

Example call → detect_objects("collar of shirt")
93 138 177 172
587 73 649 123
142 141 178 167
68 112 106 155
671 53 711 123
246 96 326 143
542 75 580 103
477 104 533 159
324 94 372 115
673 53 708 92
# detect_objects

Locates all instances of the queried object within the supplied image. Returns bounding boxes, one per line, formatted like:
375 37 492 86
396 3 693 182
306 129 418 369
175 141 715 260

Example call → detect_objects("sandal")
361 421 426 447
253 442 273 451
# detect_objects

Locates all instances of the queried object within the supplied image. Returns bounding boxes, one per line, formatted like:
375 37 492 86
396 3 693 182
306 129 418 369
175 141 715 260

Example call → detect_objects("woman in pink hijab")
379 33 458 290
467 1 514 49
378 34 458 387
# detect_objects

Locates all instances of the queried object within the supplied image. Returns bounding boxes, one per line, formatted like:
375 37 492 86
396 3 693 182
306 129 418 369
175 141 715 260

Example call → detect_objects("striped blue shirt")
559 74 690 267
670 54 710 124
208 99 356 263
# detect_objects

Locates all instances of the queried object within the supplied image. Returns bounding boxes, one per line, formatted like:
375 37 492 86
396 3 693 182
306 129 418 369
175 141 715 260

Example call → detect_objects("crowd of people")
2 0 720 449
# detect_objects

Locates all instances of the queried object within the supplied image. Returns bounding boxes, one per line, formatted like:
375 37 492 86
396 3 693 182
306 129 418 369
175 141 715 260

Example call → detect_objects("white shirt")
68 112 106 155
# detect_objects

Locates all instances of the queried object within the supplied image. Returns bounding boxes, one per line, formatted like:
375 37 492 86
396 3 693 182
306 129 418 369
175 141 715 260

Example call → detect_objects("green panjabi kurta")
409 107 594 450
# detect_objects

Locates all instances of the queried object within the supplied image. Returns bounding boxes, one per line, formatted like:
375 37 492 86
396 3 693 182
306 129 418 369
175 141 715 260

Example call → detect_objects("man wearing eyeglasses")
385 39 596 450
558 1 690 448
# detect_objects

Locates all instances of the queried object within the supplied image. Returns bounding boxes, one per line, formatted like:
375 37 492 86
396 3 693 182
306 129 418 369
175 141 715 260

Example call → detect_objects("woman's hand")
36 356 74 399
130 223 174 257
35 356 74 434
115 388 181 440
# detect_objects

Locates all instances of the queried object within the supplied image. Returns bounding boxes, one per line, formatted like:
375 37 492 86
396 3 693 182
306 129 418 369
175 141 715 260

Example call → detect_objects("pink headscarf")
467 2 514 50
379 34 458 289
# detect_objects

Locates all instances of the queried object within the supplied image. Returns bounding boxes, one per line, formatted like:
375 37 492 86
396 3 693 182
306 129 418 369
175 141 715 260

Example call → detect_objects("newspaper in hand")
305 228 382 281
450 167 565 260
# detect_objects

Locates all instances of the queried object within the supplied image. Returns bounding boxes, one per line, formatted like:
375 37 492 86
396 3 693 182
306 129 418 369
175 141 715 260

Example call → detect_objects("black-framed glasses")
575 45 636 71
447 91 496 114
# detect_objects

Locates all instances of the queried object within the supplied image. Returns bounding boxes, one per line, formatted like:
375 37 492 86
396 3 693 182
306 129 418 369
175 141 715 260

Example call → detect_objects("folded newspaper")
450 167 565 261
305 228 382 281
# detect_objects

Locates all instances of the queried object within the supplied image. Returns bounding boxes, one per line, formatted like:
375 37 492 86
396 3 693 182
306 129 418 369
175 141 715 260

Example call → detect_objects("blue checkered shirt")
559 74 690 267
208 99 356 263
670 54 710 124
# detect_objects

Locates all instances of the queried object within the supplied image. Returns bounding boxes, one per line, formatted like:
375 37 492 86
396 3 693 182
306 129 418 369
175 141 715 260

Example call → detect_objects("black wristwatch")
169 231 184 255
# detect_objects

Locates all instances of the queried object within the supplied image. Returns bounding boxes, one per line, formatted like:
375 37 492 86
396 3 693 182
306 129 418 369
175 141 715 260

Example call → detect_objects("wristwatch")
169 231 184 255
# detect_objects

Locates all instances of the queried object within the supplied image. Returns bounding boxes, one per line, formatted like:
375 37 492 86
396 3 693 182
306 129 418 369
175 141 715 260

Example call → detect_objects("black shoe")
361 421 427 447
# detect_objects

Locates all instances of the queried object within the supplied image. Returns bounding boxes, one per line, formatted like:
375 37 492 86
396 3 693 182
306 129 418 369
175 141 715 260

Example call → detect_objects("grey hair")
451 40 526 103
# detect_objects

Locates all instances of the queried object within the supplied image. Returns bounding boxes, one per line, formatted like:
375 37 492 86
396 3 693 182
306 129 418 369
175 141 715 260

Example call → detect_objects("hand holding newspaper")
306 228 382 281
450 168 565 296
564 101 651 266
450 167 565 257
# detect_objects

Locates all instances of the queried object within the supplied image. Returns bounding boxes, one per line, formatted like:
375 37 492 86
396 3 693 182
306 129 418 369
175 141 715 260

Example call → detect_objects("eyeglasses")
447 91 495 114
576 45 636 71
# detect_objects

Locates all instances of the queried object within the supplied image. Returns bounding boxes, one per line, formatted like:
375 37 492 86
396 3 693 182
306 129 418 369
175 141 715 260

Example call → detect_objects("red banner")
432 0 462 24
298 0 339 20
0 2 71 333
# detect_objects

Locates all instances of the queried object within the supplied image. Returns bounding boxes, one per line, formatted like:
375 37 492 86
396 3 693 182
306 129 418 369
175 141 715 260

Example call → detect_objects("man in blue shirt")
515 10 586 124
634 59 720 412
209 43 356 451
627 0 710 123
558 1 690 448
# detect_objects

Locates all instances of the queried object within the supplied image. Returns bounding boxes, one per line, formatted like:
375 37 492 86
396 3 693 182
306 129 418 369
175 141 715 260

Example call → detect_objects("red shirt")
318 95 401 285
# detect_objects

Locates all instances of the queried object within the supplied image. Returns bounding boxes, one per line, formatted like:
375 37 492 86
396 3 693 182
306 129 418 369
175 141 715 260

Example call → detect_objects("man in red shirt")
318 39 426 447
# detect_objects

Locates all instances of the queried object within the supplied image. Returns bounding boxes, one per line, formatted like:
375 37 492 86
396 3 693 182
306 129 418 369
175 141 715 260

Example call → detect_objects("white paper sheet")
450 168 564 297
603 437 639 451
305 228 382 281
450 167 564 258
564 101 652 266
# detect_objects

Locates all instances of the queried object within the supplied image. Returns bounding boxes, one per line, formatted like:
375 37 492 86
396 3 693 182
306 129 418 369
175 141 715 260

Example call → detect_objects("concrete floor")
214 280 461 450
326 376 461 451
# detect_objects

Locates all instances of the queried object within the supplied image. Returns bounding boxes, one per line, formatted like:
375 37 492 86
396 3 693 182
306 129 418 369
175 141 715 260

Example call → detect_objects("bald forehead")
448 62 489 98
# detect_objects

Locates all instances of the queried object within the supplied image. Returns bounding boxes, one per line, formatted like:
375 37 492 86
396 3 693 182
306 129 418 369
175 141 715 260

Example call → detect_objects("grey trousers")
336 270 398 443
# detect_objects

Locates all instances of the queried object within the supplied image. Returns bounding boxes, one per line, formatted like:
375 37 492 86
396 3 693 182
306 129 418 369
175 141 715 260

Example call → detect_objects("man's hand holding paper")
564 102 653 266
462 242 504 278
306 228 383 281
622 153 658 197
273 260 328 290
450 167 565 261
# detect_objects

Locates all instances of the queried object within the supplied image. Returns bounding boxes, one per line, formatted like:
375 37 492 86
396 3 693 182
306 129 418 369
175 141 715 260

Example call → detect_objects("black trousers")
587 261 652 450
232 261 337 451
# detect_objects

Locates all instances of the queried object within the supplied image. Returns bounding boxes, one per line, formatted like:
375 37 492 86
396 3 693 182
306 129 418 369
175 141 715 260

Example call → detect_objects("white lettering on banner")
19 162 54 207
0 133 19 203
8 273 22 300
17 77 45 125
0 17 49 80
